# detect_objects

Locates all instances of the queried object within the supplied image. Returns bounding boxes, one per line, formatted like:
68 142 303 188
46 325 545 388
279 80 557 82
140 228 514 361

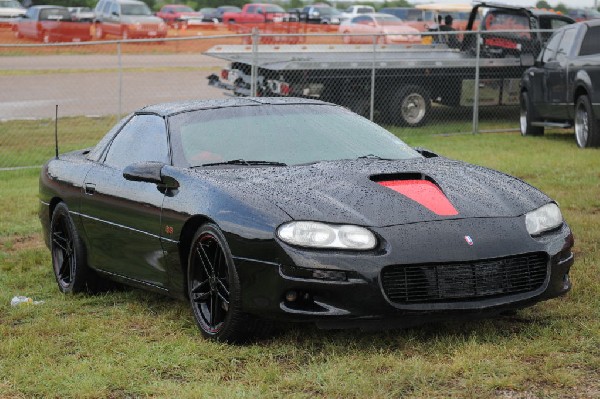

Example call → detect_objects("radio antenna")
54 104 59 159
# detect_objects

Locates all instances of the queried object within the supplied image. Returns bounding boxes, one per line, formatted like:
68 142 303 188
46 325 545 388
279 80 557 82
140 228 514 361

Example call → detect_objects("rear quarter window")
579 26 600 56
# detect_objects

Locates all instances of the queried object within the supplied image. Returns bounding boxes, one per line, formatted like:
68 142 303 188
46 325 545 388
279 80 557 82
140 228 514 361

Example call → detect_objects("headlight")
525 203 563 236
277 221 377 250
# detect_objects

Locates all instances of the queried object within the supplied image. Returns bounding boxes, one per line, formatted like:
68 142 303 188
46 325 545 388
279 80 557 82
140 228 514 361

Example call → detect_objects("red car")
222 3 287 24
14 5 91 43
156 4 203 28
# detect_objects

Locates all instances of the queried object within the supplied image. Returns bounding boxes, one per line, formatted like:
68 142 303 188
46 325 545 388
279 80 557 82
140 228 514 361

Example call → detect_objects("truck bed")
204 44 523 71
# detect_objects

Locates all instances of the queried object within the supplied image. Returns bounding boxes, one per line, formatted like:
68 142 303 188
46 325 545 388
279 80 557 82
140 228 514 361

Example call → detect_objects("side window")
25 7 35 18
541 31 563 63
579 26 600 56
104 115 169 169
110 2 119 15
556 28 576 62
102 1 111 14
246 5 255 13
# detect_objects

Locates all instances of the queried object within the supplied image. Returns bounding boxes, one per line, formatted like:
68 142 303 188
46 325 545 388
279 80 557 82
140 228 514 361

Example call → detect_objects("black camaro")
39 98 574 342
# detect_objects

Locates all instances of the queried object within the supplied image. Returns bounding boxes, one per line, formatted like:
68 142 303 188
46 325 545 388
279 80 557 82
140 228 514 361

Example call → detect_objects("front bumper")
234 217 574 328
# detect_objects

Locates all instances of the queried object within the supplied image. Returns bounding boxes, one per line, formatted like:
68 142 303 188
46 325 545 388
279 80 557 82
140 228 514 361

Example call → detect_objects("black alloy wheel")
50 202 90 293
189 230 231 334
187 224 268 342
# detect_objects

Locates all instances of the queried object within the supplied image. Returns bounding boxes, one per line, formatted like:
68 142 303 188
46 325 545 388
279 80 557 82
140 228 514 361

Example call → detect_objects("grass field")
0 118 599 398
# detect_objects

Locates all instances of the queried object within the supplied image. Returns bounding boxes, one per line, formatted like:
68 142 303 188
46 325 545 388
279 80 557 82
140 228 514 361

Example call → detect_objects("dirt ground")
0 23 343 55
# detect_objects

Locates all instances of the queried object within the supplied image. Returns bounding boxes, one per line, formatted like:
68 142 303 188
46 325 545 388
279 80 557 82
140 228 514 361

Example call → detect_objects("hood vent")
372 174 458 216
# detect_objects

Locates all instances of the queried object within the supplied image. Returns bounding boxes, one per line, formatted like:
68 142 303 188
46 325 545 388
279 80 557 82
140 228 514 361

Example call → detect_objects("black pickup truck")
520 19 600 147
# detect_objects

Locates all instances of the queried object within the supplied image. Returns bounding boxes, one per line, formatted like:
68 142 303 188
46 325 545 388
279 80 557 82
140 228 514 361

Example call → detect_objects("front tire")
520 91 544 136
50 203 92 293
574 95 600 148
95 24 105 39
187 224 267 343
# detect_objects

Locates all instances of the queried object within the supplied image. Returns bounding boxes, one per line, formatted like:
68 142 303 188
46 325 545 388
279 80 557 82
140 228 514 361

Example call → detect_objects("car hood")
0 7 25 16
121 15 163 24
383 25 421 34
192 157 551 227
178 12 202 18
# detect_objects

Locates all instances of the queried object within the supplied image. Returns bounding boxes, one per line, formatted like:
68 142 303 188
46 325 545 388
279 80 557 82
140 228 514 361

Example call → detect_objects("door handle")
84 183 96 195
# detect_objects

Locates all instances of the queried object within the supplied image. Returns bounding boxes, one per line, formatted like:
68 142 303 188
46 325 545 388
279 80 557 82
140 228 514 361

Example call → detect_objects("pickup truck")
520 19 600 147
222 3 287 24
207 3 573 127
14 5 91 43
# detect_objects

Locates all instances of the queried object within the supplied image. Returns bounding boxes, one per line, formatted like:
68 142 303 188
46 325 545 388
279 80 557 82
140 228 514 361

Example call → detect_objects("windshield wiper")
357 154 395 160
196 159 287 167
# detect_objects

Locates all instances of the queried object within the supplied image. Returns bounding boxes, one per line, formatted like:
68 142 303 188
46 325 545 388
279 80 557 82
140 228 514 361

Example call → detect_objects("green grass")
0 119 599 398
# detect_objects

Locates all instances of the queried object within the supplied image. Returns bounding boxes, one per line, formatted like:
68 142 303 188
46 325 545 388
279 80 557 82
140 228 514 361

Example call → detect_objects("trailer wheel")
520 91 543 136
389 85 430 127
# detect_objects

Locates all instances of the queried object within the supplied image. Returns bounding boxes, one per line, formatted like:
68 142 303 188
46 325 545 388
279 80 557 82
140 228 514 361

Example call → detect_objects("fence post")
472 32 481 134
117 41 122 120
251 28 259 97
370 35 376 121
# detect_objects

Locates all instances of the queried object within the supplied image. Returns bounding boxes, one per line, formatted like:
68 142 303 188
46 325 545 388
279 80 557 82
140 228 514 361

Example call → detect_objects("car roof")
139 97 333 117
31 5 67 9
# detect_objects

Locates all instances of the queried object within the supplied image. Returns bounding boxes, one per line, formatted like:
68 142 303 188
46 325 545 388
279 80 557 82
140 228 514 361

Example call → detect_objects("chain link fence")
0 28 542 169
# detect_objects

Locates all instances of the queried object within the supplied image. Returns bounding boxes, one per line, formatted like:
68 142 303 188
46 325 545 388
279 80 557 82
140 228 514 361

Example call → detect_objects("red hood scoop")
378 180 459 216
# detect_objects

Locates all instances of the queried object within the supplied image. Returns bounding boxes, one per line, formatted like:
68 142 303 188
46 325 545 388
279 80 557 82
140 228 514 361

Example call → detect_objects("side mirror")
111 11 119 16
520 53 535 67
123 161 165 184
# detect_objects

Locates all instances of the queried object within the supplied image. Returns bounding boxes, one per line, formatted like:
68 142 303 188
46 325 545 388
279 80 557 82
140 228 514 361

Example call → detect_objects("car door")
545 27 577 119
528 30 562 118
105 0 120 35
20 7 37 38
80 114 171 288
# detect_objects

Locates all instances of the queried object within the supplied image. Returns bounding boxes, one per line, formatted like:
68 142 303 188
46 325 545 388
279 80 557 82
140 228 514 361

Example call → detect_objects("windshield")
319 7 341 16
173 6 194 12
169 104 420 167
375 15 403 24
265 5 284 12
121 3 151 16
0 0 23 8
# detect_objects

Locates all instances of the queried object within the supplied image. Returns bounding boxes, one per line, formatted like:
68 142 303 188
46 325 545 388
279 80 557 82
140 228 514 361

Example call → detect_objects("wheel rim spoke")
190 233 231 332
52 217 74 286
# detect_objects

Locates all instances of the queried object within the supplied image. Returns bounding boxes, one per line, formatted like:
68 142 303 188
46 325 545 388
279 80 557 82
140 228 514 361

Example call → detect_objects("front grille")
381 253 548 304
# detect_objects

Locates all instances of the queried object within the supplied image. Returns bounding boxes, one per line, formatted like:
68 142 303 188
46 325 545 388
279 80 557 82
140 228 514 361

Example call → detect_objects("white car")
340 5 375 22
0 0 25 23
339 13 422 44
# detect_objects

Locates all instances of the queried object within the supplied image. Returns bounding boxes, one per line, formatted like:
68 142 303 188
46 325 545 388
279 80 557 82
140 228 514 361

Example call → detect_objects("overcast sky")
411 0 599 8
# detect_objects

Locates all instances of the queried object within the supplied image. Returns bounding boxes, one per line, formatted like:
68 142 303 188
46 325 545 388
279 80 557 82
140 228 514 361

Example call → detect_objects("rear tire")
388 85 430 127
575 95 600 148
342 31 351 44
520 91 544 136
187 224 270 343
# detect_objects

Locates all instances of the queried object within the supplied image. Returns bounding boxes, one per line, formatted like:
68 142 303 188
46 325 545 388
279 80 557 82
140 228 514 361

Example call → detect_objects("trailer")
206 3 574 126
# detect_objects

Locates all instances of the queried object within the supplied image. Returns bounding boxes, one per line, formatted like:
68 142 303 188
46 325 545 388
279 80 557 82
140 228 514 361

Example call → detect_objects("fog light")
285 290 298 302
